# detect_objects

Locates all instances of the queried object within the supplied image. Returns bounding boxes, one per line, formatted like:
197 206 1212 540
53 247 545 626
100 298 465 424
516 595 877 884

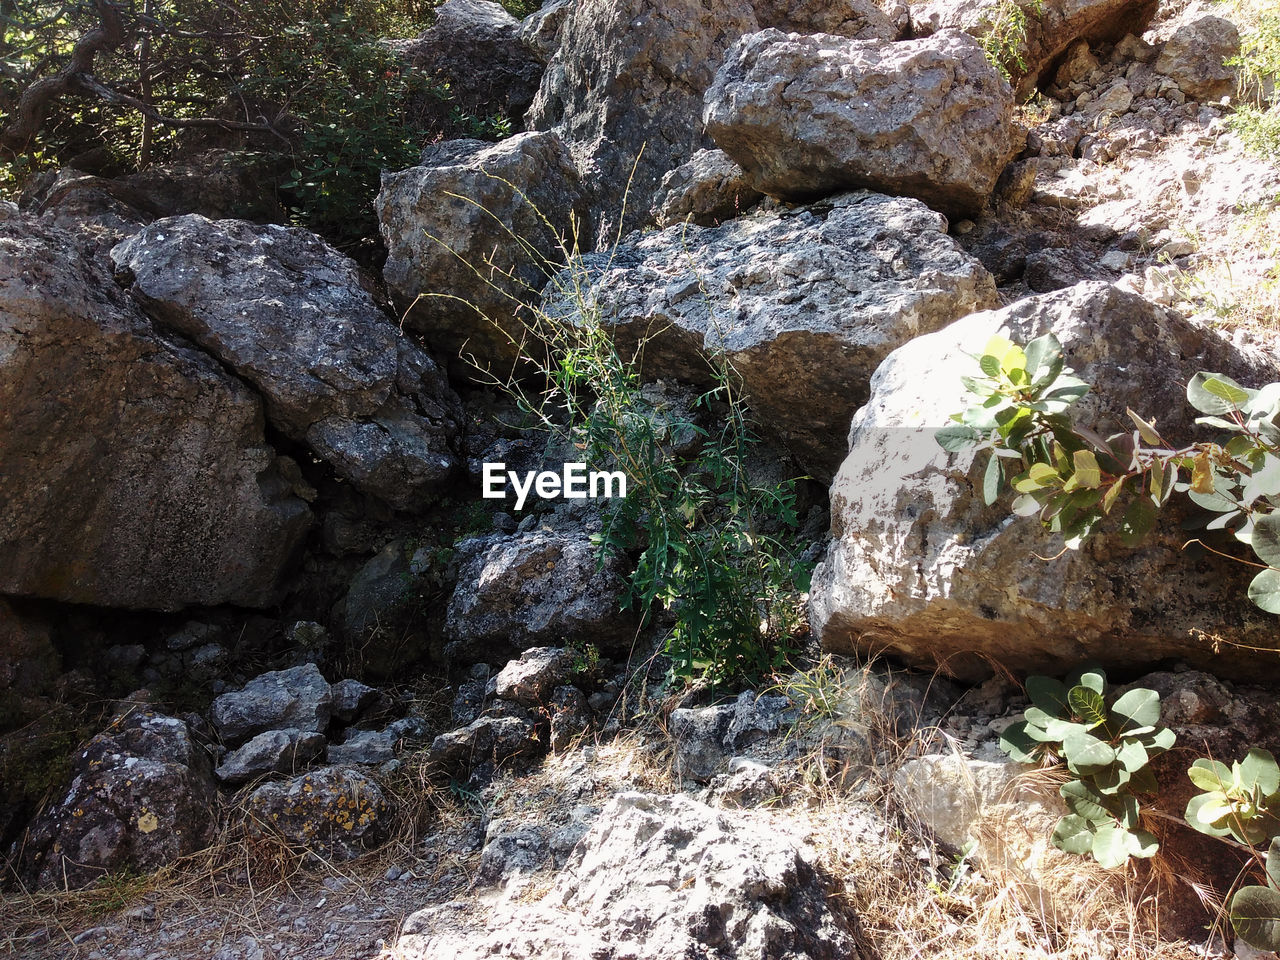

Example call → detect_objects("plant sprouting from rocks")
1185 748 1280 952
978 0 1045 81
939 333 1280 613
1000 668 1173 868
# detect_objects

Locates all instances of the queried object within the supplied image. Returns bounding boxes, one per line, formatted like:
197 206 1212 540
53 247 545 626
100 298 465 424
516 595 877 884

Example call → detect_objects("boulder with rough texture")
399 0 544 130
330 679 381 723
0 216 310 611
215 729 328 785
445 530 633 659
210 664 333 746
519 0 574 60
378 132 587 377
492 647 575 707
670 691 795 783
1155 15 1240 102
652 149 764 227
428 713 540 768
705 30 1018 219
21 709 216 889
526 0 898 240
544 191 997 479
911 0 1158 97
811 281 1280 682
393 792 861 960
245 766 389 860
113 216 462 510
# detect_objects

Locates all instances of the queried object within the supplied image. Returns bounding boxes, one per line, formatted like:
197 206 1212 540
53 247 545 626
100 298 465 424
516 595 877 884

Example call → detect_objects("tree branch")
0 0 125 153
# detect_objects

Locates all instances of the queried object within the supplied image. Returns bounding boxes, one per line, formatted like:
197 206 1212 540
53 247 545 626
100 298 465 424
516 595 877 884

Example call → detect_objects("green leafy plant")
940 333 1280 613
1000 668 1173 868
483 232 811 686
1185 748 1280 951
978 0 1045 82
1228 6 1280 158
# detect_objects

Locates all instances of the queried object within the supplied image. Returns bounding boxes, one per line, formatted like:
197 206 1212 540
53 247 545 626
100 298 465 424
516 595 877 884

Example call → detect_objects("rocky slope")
2 0 1279 955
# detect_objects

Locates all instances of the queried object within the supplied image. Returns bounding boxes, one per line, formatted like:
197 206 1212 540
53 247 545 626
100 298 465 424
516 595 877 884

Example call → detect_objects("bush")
491 247 812 687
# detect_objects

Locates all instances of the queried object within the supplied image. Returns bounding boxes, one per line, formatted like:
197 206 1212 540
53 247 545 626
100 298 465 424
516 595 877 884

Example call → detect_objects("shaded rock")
245 766 389 860
527 0 898 240
519 0 573 60
526 0 760 240
543 191 997 479
394 792 861 960
445 530 632 660
0 215 310 611
19 151 283 243
399 0 544 129
112 216 461 510
378 132 587 378
477 819 551 886
811 281 1280 682
215 729 327 785
327 717 426 765
1155 15 1240 102
21 709 215 889
652 149 764 227
165 621 223 653
0 600 59 728
705 30 1018 219
670 691 794 783
1023 246 1091 292
210 664 333 746
910 0 1159 98
549 685 591 753
428 713 540 768
331 679 381 724
335 541 433 668
493 647 575 707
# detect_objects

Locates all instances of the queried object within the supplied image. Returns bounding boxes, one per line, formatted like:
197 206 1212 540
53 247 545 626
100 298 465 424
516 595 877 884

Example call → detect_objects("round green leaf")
1026 675 1069 715
1232 886 1280 952
935 424 982 453
1061 779 1117 823
1240 748 1280 795
1052 814 1096 855
998 721 1041 764
1091 824 1131 868
1249 568 1280 614
1253 515 1280 570
1188 372 1253 415
1116 739 1150 774
1267 838 1280 891
1062 730 1117 775
1111 687 1162 731
1125 828 1159 859
1185 794 1233 837
1188 759 1233 792
1067 685 1107 727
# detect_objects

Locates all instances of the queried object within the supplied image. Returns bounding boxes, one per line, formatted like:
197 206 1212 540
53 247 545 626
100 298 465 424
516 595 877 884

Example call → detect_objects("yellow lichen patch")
137 811 160 834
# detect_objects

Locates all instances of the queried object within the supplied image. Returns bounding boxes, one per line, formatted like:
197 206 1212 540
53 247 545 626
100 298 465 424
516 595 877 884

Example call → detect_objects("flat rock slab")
705 30 1018 218
542 191 997 480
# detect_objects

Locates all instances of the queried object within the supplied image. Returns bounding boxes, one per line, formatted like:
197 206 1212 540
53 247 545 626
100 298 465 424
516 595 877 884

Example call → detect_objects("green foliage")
941 334 1280 612
1000 668 1172 868
977 0 1044 82
1228 8 1280 158
504 272 811 688
1185 749 1280 951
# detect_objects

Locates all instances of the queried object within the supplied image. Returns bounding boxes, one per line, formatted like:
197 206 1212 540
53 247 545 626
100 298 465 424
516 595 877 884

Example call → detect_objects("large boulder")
398 0 544 132
377 132 587 379
0 216 310 611
112 216 462 511
910 0 1158 98
444 528 633 660
811 281 1280 682
704 30 1018 219
21 709 216 889
526 0 898 241
1154 15 1241 102
543 191 997 480
392 792 861 960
